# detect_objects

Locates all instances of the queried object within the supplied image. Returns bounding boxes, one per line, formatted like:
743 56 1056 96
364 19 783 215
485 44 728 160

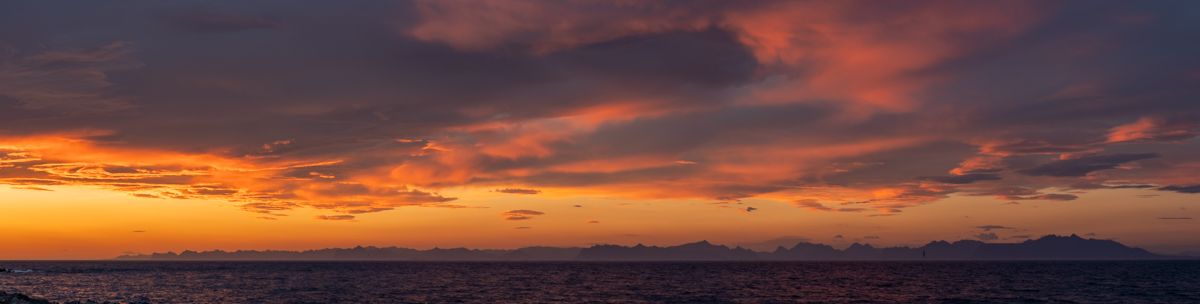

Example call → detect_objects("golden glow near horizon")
2 1 1199 259
2 184 1196 259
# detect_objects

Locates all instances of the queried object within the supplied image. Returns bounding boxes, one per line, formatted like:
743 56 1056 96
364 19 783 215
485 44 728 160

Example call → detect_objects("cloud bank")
0 1 1197 220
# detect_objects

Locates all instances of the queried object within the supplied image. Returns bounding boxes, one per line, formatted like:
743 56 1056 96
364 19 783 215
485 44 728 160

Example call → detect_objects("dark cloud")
495 188 541 195
0 41 140 112
502 209 545 221
547 29 757 89
794 200 832 212
163 9 279 33
315 215 355 221
1159 185 1200 194
346 207 395 214
1026 194 1079 201
976 225 1014 231
1070 182 1156 190
1018 153 1159 177
987 140 1096 156
967 186 1079 201
241 202 300 215
919 173 1001 184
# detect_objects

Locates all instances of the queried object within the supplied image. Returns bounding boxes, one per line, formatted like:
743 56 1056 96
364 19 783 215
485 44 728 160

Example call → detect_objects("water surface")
2 261 1198 303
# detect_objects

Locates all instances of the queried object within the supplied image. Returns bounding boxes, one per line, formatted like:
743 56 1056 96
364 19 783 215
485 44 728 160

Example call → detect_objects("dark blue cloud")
1018 153 1159 177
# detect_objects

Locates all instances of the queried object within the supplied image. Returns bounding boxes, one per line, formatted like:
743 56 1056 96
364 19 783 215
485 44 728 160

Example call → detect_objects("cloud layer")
1 1 1198 219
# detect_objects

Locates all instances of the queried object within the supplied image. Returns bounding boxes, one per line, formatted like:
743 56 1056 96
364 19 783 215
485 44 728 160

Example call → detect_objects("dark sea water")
2 261 1199 303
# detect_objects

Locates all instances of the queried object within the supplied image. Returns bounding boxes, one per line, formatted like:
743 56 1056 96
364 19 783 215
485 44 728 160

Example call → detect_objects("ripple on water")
0 261 1198 303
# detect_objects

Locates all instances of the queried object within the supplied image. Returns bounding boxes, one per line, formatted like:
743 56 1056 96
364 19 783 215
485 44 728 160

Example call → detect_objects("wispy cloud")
315 215 355 221
502 210 545 221
1018 153 1159 177
976 225 1015 232
495 188 541 195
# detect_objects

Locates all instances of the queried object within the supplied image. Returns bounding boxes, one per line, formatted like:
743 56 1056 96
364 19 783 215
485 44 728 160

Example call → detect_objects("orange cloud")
1107 117 1197 143
727 1 1043 112
0 132 457 217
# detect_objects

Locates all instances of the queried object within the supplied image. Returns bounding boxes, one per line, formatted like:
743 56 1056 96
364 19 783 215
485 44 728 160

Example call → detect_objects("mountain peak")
1036 234 1089 242
680 240 717 247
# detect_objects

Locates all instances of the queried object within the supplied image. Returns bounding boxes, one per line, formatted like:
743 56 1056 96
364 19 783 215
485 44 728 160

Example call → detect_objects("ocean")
2 261 1199 303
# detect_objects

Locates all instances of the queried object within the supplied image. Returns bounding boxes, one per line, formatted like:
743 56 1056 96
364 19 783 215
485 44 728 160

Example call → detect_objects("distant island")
115 235 1181 261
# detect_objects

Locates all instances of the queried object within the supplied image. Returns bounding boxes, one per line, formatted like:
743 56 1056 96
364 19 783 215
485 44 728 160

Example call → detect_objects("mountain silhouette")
117 235 1170 261
124 246 582 261
577 241 759 261
769 234 1160 260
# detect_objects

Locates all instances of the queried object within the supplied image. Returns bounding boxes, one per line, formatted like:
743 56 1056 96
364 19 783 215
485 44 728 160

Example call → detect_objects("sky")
1 0 1198 259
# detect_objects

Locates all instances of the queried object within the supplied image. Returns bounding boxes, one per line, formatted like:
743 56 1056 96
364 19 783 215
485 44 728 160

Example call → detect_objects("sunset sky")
1 1 1198 259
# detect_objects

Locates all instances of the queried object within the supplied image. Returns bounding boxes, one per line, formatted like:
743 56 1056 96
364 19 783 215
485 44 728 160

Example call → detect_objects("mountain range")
116 234 1174 261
